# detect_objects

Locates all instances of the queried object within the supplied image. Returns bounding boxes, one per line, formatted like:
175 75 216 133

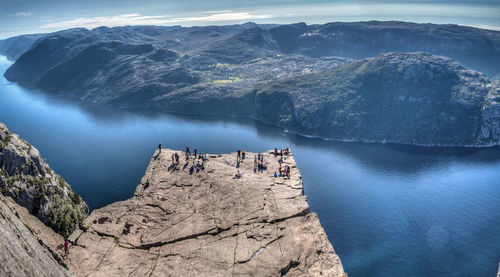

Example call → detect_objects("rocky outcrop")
0 194 73 277
66 149 345 276
255 52 500 146
0 122 88 237
478 80 500 145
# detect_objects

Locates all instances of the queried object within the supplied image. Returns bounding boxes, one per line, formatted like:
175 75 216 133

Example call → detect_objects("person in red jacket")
64 239 69 256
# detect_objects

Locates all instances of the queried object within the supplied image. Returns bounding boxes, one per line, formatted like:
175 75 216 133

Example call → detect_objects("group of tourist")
254 153 266 172
185 146 209 174
236 149 246 163
273 146 290 158
157 143 292 181
275 146 292 178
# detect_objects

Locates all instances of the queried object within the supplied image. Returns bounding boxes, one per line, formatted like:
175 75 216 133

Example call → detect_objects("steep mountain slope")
0 33 46 61
0 194 73 277
3 24 262 87
35 41 200 106
254 52 500 146
0 123 88 237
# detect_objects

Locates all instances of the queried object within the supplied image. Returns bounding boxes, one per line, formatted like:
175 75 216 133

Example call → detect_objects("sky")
1 0 500 39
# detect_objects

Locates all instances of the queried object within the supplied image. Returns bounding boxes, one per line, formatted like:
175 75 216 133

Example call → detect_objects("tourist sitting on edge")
189 164 194 174
233 170 242 179
274 171 278 178
143 179 151 190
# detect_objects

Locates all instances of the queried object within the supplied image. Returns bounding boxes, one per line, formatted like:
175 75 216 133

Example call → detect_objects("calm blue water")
0 55 499 276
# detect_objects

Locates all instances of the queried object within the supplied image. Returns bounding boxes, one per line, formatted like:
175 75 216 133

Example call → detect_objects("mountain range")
1 21 500 146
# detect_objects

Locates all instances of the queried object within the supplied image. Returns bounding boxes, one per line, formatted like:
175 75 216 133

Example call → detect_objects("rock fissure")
65 149 345 276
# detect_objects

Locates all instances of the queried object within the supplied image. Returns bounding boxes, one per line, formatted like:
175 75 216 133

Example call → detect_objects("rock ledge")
67 148 345 276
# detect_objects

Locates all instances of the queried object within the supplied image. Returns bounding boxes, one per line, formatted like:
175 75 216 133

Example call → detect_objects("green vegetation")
0 132 12 150
2 172 87 238
46 191 87 238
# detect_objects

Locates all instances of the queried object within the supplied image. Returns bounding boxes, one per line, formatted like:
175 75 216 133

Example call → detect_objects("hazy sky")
1 0 499 38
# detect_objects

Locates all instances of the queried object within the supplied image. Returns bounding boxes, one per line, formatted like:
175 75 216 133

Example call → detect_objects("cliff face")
0 33 46 61
66 149 345 276
0 123 88 237
255 52 500 146
0 194 73 277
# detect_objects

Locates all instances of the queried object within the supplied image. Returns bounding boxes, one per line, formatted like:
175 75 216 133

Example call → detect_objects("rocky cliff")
0 123 88 237
0 194 73 277
65 148 345 276
254 52 500 146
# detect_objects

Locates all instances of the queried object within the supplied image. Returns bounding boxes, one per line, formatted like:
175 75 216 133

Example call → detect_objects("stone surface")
5 196 70 263
67 149 345 276
0 194 73 277
0 122 88 237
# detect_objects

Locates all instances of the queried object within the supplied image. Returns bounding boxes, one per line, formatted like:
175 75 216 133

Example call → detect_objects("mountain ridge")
3 21 500 146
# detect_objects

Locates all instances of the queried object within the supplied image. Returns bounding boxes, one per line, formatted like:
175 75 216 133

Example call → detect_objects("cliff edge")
66 148 345 276
0 122 88 237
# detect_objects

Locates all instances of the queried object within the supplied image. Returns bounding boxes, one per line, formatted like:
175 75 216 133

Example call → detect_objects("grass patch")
0 132 12 150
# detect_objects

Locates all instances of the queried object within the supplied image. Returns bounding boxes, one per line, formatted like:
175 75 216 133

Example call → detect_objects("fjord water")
0 55 499 277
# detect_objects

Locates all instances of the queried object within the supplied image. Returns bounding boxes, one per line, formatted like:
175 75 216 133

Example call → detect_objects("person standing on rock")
158 143 162 154
194 148 197 158
237 149 241 162
64 239 69 257
242 150 246 161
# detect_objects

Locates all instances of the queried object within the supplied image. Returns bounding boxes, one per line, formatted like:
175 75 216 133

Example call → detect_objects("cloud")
10 12 32 17
200 10 233 14
37 11 272 30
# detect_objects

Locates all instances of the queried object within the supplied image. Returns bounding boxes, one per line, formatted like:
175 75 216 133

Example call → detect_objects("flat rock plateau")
66 148 345 276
